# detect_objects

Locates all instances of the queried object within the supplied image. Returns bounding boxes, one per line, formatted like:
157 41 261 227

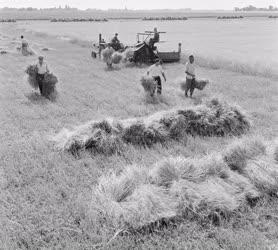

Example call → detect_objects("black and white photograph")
0 0 278 249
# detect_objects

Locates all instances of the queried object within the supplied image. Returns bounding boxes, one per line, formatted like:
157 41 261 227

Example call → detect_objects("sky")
0 0 278 10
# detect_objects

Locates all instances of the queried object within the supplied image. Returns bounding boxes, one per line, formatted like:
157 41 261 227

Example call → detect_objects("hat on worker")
38 55 44 60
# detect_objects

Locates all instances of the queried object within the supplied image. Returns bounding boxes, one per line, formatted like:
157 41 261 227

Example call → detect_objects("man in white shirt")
185 55 196 97
36 56 49 95
147 59 166 96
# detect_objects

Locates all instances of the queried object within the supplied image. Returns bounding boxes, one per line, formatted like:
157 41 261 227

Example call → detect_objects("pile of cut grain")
111 52 123 64
122 48 134 63
25 65 39 89
42 73 58 99
91 137 278 231
53 98 250 156
176 77 209 91
140 76 156 94
101 47 115 67
102 48 134 67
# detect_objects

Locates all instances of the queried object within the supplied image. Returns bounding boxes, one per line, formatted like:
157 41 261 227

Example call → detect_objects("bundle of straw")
176 77 187 91
122 48 134 62
195 79 209 90
25 64 39 90
111 52 123 64
101 47 114 63
177 77 209 91
42 73 58 99
140 76 156 94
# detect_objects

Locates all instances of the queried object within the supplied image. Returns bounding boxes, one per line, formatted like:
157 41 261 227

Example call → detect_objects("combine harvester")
92 31 181 64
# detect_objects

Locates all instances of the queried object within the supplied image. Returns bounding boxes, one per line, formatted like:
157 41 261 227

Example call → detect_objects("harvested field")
1 22 277 249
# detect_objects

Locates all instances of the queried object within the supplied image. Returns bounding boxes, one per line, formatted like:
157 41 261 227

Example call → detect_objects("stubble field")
0 21 278 249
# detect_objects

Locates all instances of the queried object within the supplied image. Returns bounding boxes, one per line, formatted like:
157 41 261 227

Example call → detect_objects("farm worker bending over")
36 56 49 95
185 55 196 98
147 58 166 96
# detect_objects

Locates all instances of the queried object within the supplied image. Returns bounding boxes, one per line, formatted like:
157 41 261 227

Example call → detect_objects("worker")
111 33 119 44
36 56 49 95
21 35 29 56
149 27 160 49
153 28 160 43
184 55 196 97
147 58 166 96
111 33 121 51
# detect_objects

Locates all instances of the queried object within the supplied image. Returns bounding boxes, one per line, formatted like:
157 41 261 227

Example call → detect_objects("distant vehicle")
92 31 181 64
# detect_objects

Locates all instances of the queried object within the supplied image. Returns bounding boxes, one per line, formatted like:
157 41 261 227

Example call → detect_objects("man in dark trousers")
36 56 49 95
111 33 121 51
147 59 166 96
185 55 196 97
21 35 29 55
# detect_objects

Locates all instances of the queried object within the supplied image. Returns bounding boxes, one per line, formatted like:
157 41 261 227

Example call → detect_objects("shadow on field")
104 66 121 72
25 92 50 105
144 95 172 106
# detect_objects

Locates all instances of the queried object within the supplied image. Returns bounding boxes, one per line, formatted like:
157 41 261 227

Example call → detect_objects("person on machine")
147 58 166 96
149 28 160 49
111 33 121 51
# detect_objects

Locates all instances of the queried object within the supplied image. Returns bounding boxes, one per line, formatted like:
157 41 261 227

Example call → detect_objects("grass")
0 23 277 249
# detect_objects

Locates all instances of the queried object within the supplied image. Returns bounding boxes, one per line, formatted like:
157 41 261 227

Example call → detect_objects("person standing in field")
185 55 196 97
21 35 29 56
147 59 166 96
36 56 49 95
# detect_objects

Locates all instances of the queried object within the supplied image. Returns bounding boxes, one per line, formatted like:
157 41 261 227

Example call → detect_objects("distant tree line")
0 6 78 11
50 18 108 22
234 5 278 11
0 19 16 22
142 16 188 21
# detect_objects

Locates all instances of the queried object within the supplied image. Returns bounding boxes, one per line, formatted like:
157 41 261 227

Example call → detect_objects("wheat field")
0 21 278 249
